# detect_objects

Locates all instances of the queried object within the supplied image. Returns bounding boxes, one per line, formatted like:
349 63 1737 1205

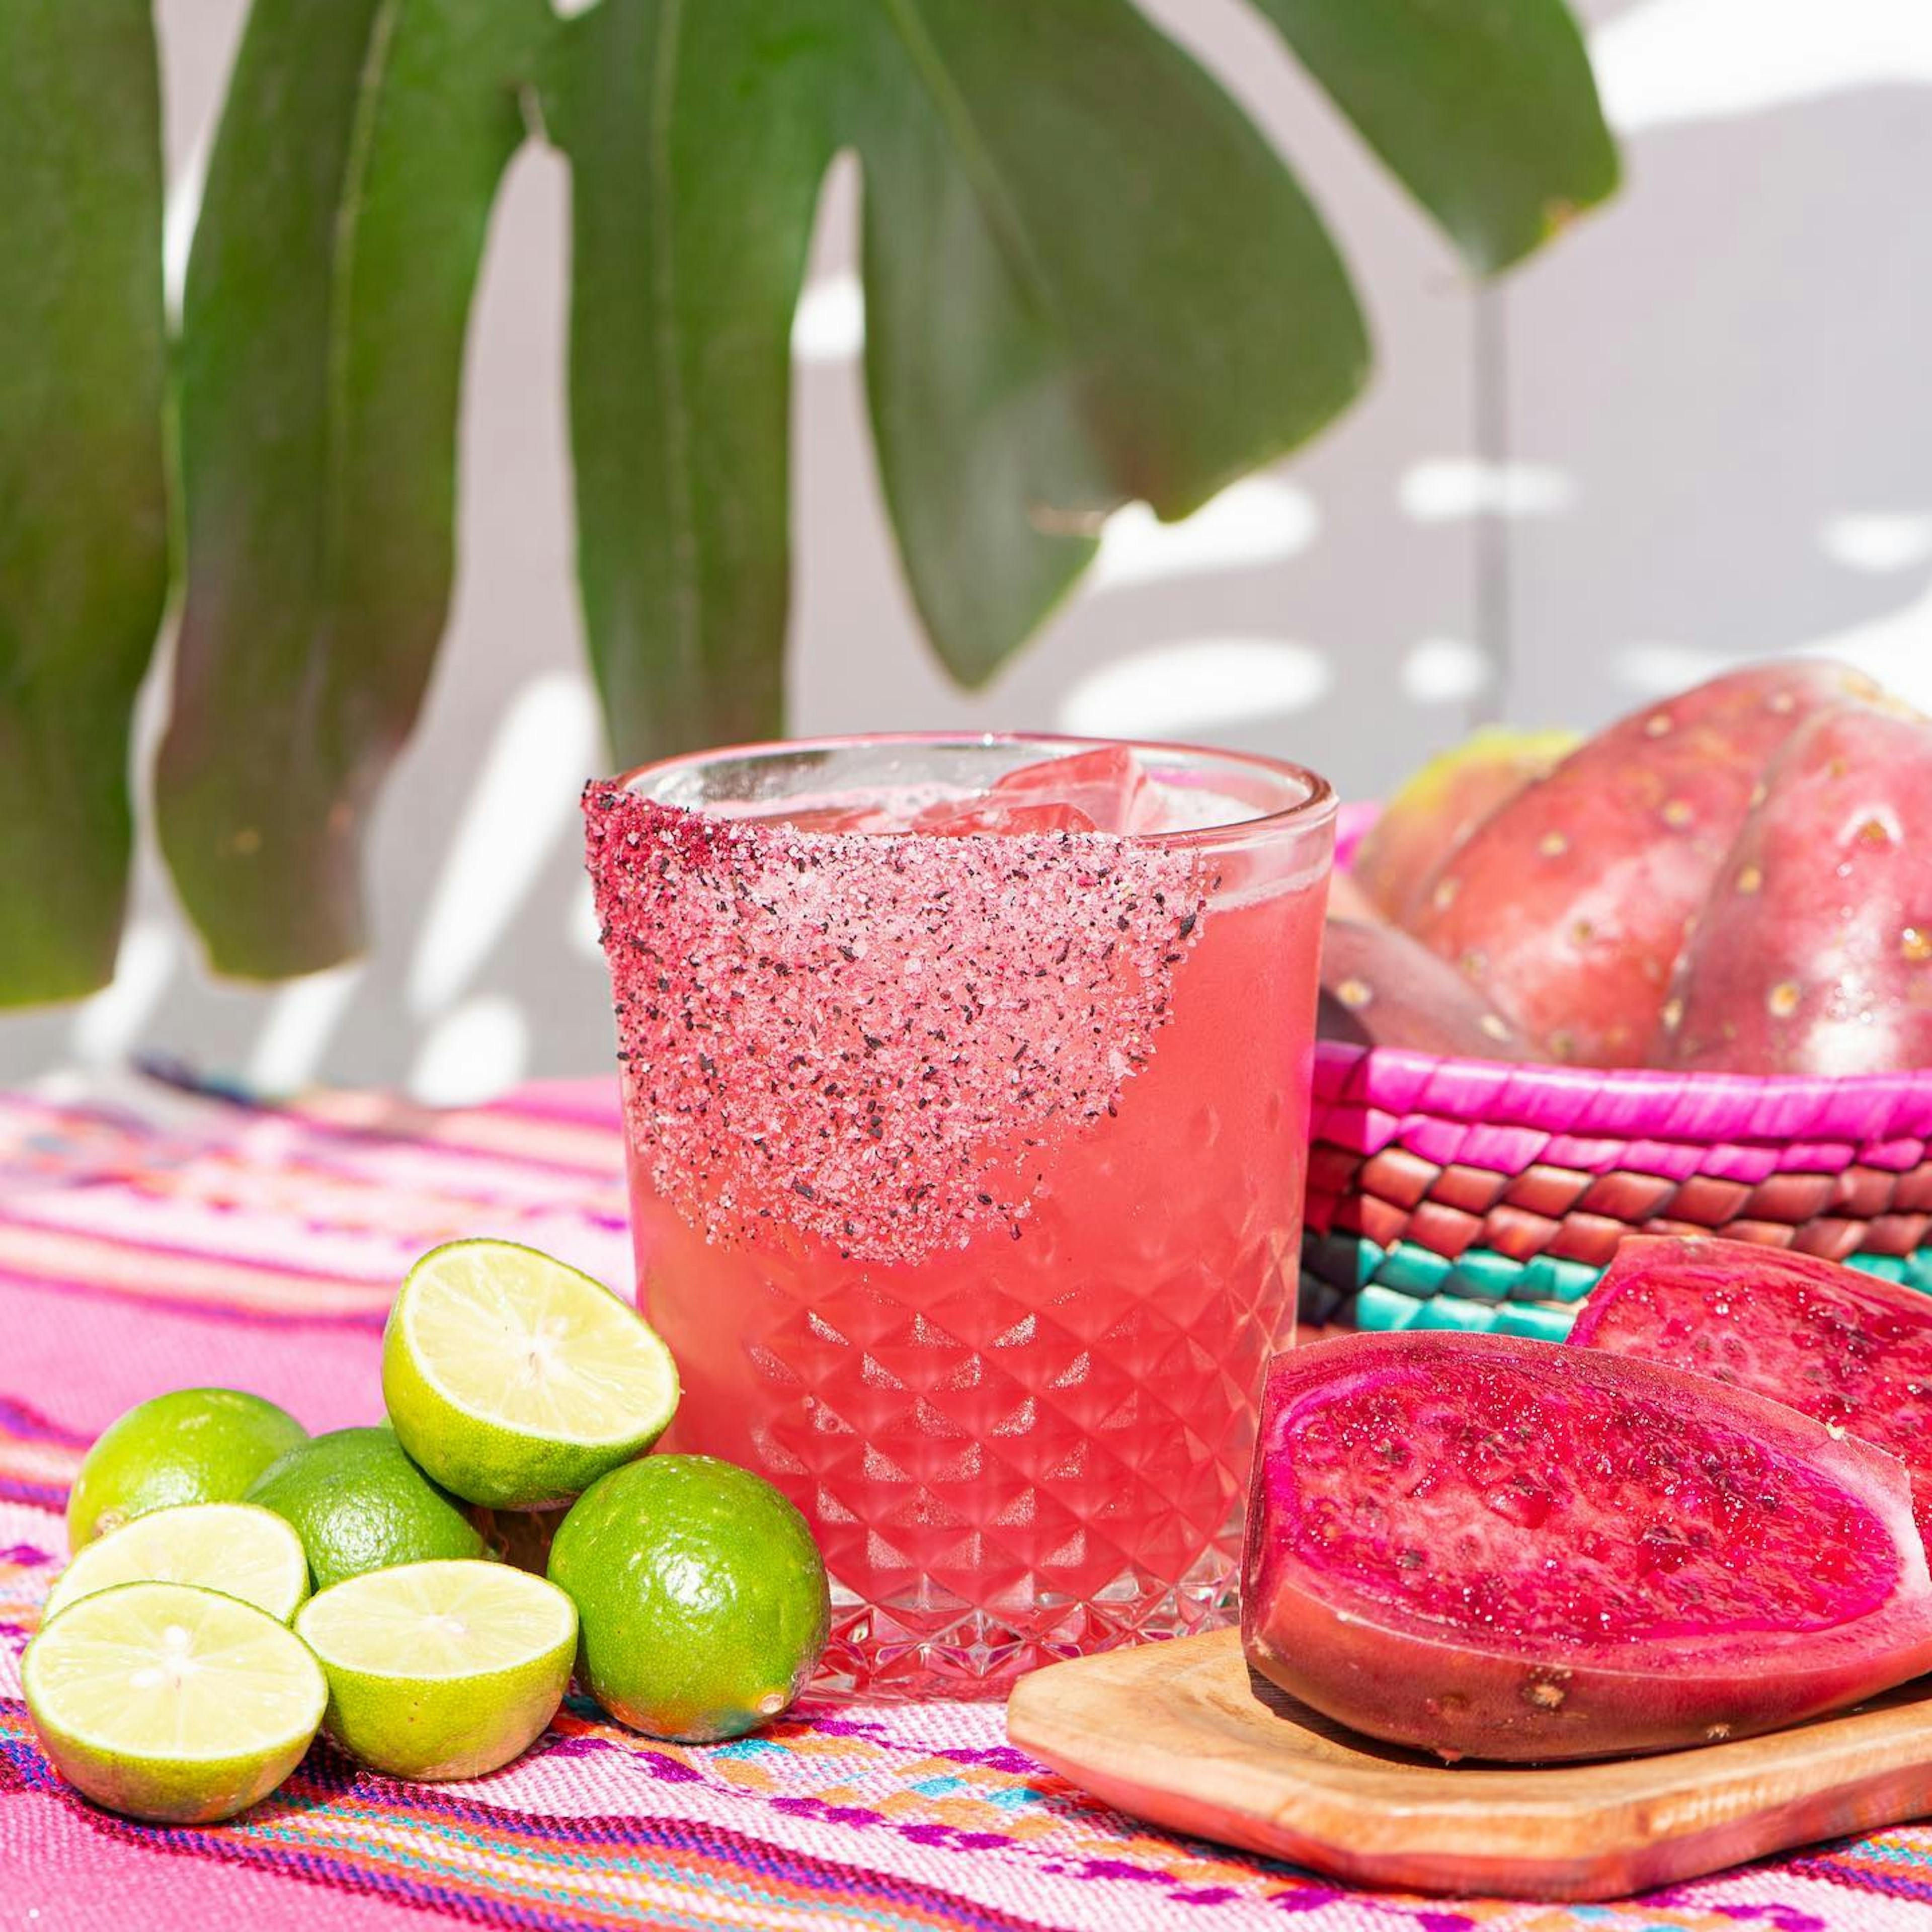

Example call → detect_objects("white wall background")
6 0 1931 1096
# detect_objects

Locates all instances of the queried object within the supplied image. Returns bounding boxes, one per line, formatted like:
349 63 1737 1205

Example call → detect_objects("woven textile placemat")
2 1074 1929 1931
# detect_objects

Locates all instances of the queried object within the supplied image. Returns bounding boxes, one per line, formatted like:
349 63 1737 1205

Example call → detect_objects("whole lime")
547 1455 829 1743
245 1425 482 1590
67 1388 308 1547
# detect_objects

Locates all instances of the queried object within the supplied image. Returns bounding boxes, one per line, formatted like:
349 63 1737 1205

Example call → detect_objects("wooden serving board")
1005 1629 1932 1901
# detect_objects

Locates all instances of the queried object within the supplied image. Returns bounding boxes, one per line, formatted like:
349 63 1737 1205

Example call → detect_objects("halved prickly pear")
1242 1330 1932 1763
1405 660 1875 1065
1655 702 1932 1074
1572 1235 1932 1540
1320 919 1536 1060
1352 727 1577 924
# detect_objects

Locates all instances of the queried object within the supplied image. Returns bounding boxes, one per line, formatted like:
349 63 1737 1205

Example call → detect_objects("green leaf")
158 0 549 979
0 0 168 1006
547 1 842 766
857 0 1367 685
548 0 1367 745
1251 0 1618 275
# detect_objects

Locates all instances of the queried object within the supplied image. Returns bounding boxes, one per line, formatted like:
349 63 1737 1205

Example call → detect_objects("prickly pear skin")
1351 728 1578 925
1404 660 1875 1067
1320 919 1537 1060
1241 1331 1932 1763
1656 702 1932 1075
1572 1234 1932 1541
1323 866 1383 926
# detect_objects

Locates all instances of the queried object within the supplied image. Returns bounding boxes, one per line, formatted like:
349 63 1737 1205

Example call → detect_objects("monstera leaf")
0 0 168 1006
155 0 549 978
137 0 1614 982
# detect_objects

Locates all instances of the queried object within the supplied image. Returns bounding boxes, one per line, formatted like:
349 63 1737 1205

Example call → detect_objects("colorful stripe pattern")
4 1074 1932 1931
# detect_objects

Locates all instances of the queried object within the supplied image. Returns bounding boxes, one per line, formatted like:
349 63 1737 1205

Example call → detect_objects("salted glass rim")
611 731 1336 848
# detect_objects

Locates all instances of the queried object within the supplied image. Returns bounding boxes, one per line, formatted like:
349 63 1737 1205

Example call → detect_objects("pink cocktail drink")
586 737 1333 1697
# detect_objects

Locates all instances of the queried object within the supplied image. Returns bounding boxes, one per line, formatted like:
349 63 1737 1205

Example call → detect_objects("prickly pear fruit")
1323 866 1383 926
1655 702 1932 1074
1319 919 1535 1060
1352 727 1578 923
1243 1331 1932 1763
1572 1235 1932 1540
1406 660 1875 1065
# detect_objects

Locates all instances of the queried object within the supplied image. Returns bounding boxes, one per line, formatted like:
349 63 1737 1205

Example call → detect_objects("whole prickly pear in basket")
1349 727 1576 925
1404 659 1876 1065
1320 919 1535 1060
1656 701 1932 1074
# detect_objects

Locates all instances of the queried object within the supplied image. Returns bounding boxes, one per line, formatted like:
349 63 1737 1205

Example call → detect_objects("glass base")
810 1549 1239 1702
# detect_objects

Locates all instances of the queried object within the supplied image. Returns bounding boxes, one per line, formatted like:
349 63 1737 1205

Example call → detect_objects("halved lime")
383 1239 679 1509
45 1502 309 1625
294 1559 576 1780
23 1580 325 1823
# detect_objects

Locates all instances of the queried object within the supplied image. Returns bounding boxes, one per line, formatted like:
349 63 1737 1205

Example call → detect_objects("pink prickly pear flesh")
1352 727 1578 925
1319 919 1536 1060
1656 702 1932 1074
1572 1235 1932 1542
1241 1331 1932 1763
1405 660 1876 1067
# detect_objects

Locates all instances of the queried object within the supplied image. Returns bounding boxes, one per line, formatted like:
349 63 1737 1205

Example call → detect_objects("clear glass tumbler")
584 735 1334 1697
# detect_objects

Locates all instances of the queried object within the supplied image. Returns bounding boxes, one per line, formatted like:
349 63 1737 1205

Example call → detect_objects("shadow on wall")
1509 0 1932 717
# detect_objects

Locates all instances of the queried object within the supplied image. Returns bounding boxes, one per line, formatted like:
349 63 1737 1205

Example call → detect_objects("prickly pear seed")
1335 976 1373 1010
1643 713 1673 738
1662 998 1684 1032
1769 980 1803 1018
1538 832 1569 858
1432 877 1460 913
1737 864 1764 895
1661 798 1695 829
1903 929 1932 964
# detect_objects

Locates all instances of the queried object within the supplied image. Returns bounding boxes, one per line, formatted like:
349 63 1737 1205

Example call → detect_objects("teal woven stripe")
1330 1237 1604 1307
1348 1283 1574 1340
1302 1232 1932 1338
1847 1250 1932 1294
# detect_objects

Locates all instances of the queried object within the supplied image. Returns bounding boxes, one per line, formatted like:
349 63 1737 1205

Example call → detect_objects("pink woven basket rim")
1314 1040 1932 1144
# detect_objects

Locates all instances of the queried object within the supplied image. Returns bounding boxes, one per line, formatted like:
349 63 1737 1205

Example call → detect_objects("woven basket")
1300 804 1932 1335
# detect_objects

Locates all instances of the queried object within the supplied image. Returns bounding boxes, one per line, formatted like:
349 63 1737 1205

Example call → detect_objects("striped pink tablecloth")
3 1074 1929 1930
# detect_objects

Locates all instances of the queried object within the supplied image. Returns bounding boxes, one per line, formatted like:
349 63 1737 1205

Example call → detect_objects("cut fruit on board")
1570 1235 1932 1540
1241 1332 1932 1763
1006 1628 1932 1902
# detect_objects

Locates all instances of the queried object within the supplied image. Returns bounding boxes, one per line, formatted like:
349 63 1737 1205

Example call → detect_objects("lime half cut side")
383 1239 679 1508
23 1580 325 1823
45 1502 310 1626
295 1558 576 1780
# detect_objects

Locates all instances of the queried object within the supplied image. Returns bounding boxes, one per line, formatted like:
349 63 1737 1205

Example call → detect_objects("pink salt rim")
610 731 1337 852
